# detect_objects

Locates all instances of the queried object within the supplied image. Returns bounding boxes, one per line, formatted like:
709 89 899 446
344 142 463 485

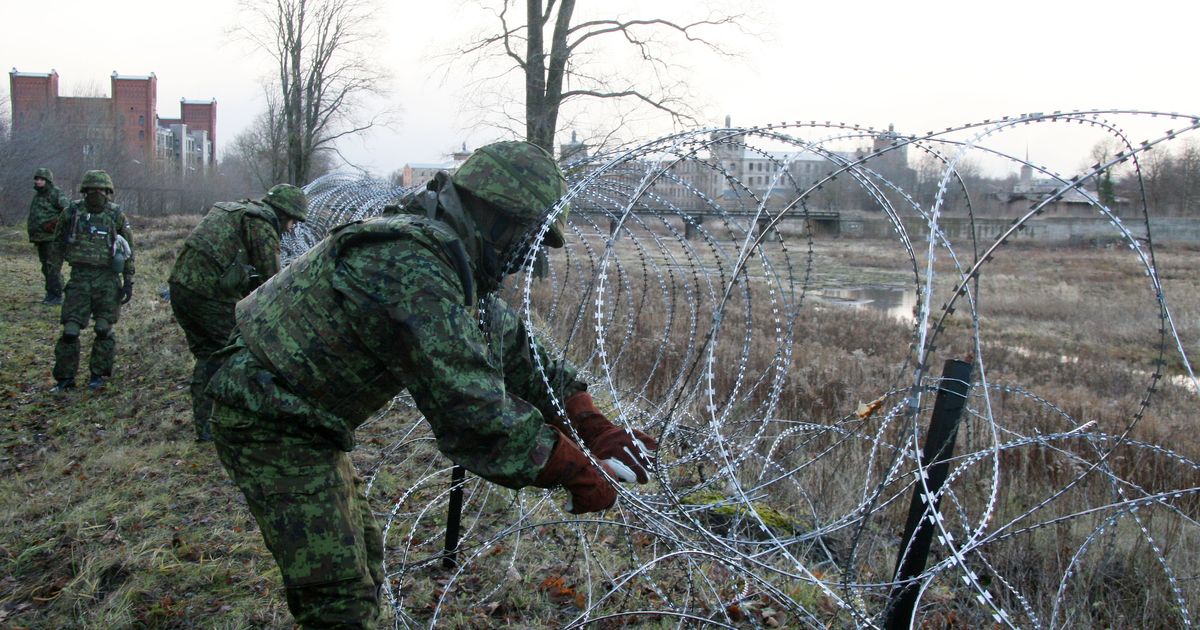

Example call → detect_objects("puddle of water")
811 290 1199 396
817 286 916 323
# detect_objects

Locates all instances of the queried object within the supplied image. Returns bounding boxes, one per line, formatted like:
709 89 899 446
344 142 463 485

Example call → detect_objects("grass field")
0 217 295 628
1 215 1198 628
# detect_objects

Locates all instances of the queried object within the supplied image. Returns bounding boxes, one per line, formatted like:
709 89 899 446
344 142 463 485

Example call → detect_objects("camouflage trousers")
169 282 236 440
211 403 384 628
54 265 121 382
33 240 64 299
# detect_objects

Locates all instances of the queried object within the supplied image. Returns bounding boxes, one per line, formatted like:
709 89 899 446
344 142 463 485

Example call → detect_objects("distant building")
996 160 1102 216
8 69 217 176
858 123 911 180
400 143 472 187
559 130 589 163
559 118 869 214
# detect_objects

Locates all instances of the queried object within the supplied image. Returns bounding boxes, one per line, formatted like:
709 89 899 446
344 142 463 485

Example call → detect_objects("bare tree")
226 87 290 190
0 89 9 138
1176 141 1200 215
236 0 392 185
1084 139 1125 209
1138 146 1171 214
452 0 748 152
1110 140 1200 216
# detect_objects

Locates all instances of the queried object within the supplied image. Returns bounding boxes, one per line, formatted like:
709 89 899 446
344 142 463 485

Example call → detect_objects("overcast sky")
4 0 1199 177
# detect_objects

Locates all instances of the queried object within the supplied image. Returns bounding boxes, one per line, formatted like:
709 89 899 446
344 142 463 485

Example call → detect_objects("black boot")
51 379 75 393
87 375 106 390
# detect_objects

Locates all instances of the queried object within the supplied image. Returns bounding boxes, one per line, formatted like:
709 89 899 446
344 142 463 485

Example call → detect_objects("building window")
139 130 145 140
138 115 145 127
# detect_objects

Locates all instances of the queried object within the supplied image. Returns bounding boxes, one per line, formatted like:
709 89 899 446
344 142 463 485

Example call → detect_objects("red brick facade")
111 74 157 161
180 100 217 151
8 69 217 165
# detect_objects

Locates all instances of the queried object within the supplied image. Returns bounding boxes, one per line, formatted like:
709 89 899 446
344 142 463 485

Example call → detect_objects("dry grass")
1 216 1197 628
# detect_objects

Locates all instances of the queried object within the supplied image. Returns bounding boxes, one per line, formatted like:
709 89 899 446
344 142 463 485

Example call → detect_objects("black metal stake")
885 359 973 629
442 465 466 569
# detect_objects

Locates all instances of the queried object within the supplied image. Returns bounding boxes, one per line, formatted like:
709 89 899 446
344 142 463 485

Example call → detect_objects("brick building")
399 143 473 187
8 69 217 175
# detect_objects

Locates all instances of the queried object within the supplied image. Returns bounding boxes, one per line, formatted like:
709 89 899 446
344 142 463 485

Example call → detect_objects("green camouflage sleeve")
54 204 75 242
483 297 587 421
335 241 558 489
243 216 281 287
55 190 70 211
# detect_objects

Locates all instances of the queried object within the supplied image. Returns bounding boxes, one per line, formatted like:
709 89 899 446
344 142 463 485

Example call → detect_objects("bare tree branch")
450 1 748 152
566 15 742 54
235 0 393 183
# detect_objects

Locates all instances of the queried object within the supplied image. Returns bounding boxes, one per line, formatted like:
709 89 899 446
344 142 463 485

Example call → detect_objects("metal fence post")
442 465 467 569
885 358 973 629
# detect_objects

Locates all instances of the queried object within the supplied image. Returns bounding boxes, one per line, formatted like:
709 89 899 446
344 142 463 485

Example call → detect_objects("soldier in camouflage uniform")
27 168 71 305
206 141 658 628
51 170 135 392
168 184 308 441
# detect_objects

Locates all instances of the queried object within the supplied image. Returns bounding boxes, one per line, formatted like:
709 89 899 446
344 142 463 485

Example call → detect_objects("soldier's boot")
87 375 106 390
90 320 115 386
41 256 64 303
53 324 82 388
51 379 76 393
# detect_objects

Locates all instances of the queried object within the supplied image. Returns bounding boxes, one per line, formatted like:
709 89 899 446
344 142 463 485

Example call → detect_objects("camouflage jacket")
27 185 70 242
208 214 586 489
169 200 282 302
58 201 135 277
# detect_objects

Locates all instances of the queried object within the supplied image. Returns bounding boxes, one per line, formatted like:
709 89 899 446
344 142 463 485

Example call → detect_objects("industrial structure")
8 69 217 176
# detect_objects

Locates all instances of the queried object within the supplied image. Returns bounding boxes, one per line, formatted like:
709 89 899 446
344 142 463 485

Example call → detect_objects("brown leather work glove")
561 391 658 484
534 427 617 514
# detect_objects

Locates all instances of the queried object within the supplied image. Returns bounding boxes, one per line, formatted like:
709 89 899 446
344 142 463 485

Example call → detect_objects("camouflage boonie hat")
454 141 569 247
80 170 114 193
264 184 308 222
34 167 55 183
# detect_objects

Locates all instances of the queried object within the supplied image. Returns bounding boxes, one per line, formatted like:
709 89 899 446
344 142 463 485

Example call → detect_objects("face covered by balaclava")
85 189 110 211
458 188 549 295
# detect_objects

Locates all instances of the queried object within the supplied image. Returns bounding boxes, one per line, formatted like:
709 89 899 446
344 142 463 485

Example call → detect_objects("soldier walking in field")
51 170 135 392
206 141 657 627
27 167 71 305
168 184 307 441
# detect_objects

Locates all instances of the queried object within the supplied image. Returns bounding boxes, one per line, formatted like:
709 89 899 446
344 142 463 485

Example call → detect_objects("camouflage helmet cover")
79 170 114 193
453 141 569 247
264 183 308 222
34 167 55 183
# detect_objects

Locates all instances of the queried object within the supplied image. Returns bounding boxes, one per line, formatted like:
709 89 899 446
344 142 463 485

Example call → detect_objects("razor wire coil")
287 110 1200 628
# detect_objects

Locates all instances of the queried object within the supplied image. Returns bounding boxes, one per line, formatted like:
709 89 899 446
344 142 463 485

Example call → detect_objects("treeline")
1134 141 1200 216
895 143 1200 218
0 114 262 225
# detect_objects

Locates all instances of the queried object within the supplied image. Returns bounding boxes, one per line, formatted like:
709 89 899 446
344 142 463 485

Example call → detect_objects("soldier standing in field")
51 170 135 392
168 184 308 442
206 141 658 627
27 168 71 305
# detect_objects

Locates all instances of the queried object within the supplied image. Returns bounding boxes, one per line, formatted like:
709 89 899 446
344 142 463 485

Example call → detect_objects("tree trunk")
286 0 307 184
525 0 550 151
